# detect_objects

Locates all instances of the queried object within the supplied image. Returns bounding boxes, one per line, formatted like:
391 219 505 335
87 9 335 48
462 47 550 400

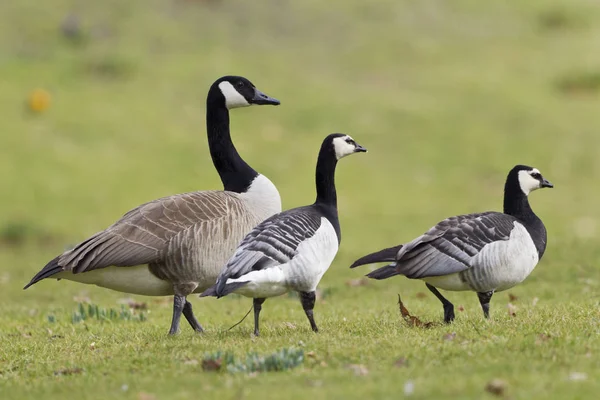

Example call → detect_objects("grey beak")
354 143 367 153
541 178 553 188
251 88 280 106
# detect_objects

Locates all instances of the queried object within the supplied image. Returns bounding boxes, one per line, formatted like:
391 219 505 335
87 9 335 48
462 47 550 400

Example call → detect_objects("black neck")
314 146 338 208
504 182 547 258
205 92 258 193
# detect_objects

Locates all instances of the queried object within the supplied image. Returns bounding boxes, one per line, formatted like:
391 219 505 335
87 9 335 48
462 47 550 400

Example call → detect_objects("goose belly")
227 218 339 297
423 273 471 291
55 266 174 296
462 222 540 292
285 220 339 292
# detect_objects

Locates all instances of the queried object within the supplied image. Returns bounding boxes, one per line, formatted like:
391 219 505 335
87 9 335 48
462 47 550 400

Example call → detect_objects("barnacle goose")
25 76 282 335
350 165 553 323
201 133 367 335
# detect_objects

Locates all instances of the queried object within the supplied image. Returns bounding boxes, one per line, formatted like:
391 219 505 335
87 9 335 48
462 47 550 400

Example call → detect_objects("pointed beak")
354 143 367 153
251 88 280 106
541 178 553 188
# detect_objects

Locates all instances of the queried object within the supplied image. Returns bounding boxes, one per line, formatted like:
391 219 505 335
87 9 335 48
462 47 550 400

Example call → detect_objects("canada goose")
25 76 282 335
201 133 367 335
350 165 553 323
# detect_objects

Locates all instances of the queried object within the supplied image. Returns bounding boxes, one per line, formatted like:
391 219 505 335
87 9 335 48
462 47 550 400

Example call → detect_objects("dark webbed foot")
426 283 455 323
299 291 319 332
477 291 494 319
253 298 266 336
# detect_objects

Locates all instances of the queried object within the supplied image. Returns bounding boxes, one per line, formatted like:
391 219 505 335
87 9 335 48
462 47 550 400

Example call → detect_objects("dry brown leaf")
485 378 507 396
73 295 91 304
415 292 428 299
398 294 434 328
306 351 316 359
535 334 551 345
202 358 222 372
508 293 518 302
118 298 148 310
347 364 369 376
458 305 465 312
346 277 369 287
54 367 83 376
507 303 517 317
442 332 456 341
138 392 157 400
394 357 409 368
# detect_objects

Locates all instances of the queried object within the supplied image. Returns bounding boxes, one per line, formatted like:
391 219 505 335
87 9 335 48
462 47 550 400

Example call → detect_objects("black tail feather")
200 281 249 298
366 264 400 280
23 256 62 289
349 244 403 269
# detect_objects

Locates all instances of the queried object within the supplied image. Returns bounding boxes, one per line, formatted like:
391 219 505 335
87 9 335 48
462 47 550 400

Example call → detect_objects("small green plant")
71 303 147 324
202 348 304 373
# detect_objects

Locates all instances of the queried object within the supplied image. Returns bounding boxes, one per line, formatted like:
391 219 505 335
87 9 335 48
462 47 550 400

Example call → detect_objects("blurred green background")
1 0 600 399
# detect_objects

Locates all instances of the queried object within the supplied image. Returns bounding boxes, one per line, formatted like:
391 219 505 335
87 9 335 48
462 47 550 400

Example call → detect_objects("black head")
507 164 554 196
323 133 367 160
210 76 280 109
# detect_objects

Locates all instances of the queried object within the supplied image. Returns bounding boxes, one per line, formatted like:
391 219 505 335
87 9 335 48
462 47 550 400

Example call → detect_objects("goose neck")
205 94 257 193
314 148 338 208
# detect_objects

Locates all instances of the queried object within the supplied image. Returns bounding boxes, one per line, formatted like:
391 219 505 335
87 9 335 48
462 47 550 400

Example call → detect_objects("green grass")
2 0 600 398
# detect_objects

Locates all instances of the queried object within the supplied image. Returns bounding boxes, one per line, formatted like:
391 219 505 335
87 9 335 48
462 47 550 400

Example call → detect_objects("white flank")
467 221 539 292
518 169 541 195
423 273 471 291
239 174 282 220
227 217 339 298
218 81 250 109
54 265 174 296
332 136 357 160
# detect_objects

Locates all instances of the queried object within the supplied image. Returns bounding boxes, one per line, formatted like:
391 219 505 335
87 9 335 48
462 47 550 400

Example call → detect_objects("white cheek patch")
332 136 356 160
518 170 541 195
218 81 250 109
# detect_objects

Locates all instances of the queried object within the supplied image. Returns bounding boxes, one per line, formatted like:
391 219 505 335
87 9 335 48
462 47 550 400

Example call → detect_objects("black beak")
541 178 553 188
354 143 367 153
251 88 280 106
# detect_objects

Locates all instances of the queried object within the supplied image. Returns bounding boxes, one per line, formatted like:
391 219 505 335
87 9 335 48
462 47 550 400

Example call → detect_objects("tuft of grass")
202 348 305 373
70 302 147 324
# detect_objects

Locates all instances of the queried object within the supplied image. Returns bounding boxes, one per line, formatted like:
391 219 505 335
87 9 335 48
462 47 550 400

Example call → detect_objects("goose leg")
253 298 266 336
426 283 455 323
300 291 318 332
182 300 204 333
168 295 186 335
477 291 494 319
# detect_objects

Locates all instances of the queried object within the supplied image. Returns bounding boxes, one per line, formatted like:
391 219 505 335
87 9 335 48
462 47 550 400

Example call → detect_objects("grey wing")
57 191 243 273
395 212 517 279
216 207 322 283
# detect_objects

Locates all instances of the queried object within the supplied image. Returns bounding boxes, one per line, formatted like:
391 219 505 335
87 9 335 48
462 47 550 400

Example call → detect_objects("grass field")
2 0 600 398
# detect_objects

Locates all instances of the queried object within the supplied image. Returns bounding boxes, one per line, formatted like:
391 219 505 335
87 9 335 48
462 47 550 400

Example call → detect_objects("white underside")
227 217 339 298
423 222 540 293
54 266 174 296
423 273 470 291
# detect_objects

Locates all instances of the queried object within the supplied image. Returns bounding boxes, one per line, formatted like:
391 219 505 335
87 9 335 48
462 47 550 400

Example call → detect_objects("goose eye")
236 81 245 88
531 172 541 179
345 138 354 144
